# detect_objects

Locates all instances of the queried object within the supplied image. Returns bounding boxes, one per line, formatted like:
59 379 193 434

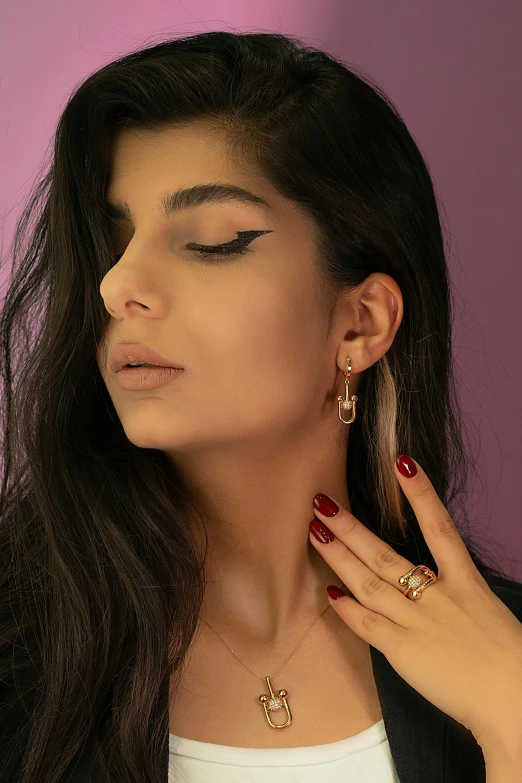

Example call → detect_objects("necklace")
201 580 345 730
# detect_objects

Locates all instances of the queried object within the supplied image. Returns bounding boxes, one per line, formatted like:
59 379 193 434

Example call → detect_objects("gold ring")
398 565 437 601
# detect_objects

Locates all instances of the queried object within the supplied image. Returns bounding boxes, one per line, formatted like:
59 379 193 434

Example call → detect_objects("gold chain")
201 580 345 682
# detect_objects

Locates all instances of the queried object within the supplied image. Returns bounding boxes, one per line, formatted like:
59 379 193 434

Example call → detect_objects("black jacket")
3 496 522 782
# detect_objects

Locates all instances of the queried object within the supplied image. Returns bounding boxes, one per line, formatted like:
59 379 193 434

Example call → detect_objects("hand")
308 454 522 757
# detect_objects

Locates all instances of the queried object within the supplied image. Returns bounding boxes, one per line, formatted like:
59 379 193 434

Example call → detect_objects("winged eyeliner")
192 229 273 249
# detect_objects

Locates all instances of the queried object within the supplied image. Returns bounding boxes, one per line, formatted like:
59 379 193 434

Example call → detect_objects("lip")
115 365 184 391
111 342 184 374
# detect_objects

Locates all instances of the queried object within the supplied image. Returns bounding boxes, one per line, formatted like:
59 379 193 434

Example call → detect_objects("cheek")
201 287 296 372
195 297 319 426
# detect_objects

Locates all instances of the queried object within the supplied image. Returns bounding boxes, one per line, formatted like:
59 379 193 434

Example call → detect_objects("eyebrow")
105 183 272 221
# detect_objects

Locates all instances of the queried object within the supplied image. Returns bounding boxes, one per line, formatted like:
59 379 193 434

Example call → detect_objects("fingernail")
327 585 345 600
313 493 339 516
396 454 417 478
309 518 335 543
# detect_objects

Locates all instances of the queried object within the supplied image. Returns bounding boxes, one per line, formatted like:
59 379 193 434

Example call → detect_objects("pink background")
1 2 521 579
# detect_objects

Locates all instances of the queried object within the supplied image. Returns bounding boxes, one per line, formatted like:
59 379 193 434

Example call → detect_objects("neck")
167 422 352 648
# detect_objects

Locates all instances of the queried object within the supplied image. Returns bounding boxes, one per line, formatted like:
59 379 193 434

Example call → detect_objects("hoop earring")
337 356 358 424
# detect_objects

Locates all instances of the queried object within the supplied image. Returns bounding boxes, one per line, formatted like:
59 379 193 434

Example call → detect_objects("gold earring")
337 356 358 424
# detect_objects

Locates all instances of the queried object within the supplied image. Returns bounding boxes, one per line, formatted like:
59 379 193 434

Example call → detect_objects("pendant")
258 676 292 729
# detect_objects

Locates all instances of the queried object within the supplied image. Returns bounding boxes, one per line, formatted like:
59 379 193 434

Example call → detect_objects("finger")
395 454 475 577
312 492 420 594
325 583 406 656
309 522 417 627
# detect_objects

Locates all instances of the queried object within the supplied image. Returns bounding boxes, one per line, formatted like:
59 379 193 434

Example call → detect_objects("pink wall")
1 1 521 578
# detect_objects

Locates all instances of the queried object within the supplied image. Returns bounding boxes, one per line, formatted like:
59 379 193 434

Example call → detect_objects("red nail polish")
309 518 335 543
327 585 345 600
396 454 417 478
313 494 339 516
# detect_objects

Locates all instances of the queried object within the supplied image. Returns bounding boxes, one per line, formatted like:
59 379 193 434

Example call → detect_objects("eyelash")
189 244 253 260
112 244 253 264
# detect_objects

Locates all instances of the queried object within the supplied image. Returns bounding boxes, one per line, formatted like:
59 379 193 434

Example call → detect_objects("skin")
308 461 522 765
96 120 404 654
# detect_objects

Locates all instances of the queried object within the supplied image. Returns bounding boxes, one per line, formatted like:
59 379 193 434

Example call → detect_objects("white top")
168 718 401 782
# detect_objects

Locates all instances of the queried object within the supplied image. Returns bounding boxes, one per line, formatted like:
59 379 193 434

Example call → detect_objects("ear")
335 273 404 375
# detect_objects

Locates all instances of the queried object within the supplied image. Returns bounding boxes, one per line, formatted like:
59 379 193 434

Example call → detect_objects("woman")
0 30 521 783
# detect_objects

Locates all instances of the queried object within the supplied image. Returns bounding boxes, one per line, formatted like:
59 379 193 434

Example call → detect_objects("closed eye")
112 229 273 264
188 243 253 260
112 244 249 263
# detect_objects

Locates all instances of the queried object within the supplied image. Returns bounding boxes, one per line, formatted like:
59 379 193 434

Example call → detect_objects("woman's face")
97 122 351 456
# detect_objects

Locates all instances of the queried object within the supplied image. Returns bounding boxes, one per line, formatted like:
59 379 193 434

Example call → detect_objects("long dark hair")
0 30 515 783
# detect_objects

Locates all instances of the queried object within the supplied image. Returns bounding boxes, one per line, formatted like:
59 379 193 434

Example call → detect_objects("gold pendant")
258 676 292 729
